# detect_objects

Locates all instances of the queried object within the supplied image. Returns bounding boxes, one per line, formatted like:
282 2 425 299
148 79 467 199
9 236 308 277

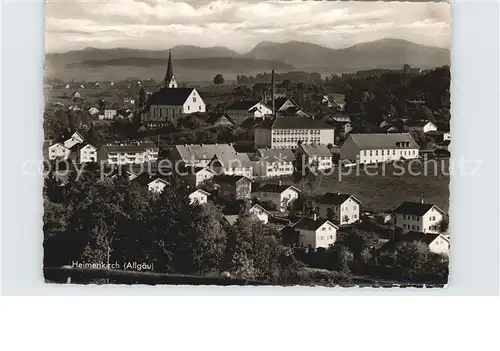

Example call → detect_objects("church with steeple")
141 50 205 126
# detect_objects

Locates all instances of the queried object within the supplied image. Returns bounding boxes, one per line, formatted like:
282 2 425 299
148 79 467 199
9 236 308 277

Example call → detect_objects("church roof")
146 88 194 106
164 50 174 85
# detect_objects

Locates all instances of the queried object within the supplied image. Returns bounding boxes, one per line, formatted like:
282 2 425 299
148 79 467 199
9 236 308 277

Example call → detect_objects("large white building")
141 50 205 124
393 200 445 234
339 133 420 164
100 141 159 165
208 150 254 179
226 100 272 125
254 117 335 149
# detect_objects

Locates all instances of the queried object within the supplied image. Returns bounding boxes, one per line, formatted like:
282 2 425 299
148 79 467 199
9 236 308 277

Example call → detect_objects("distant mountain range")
45 38 450 82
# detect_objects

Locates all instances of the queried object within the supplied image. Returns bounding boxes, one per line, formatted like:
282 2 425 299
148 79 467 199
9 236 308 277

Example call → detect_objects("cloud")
45 0 451 52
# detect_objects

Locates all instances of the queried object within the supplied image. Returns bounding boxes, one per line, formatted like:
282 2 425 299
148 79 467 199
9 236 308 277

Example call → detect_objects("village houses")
405 120 438 134
225 100 272 125
213 175 252 200
317 193 361 225
103 109 117 120
208 150 254 179
249 204 270 224
79 144 97 163
170 143 236 168
378 231 450 258
148 178 170 194
295 144 333 170
183 167 215 188
63 131 85 149
393 200 445 234
48 142 71 160
251 148 295 178
254 182 300 212
339 133 420 164
188 189 210 205
254 117 335 149
292 215 339 249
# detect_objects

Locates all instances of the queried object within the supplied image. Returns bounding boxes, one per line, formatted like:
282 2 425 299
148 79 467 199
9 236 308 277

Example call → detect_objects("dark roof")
102 141 158 154
379 231 445 253
346 133 419 150
208 114 234 125
146 88 194 106
299 144 332 157
226 100 262 111
406 120 435 127
257 183 299 194
293 218 337 231
213 174 251 184
256 117 332 130
394 201 443 216
318 192 360 205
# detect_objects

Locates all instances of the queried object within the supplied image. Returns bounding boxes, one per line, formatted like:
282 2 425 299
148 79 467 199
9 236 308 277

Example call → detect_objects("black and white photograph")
42 0 452 287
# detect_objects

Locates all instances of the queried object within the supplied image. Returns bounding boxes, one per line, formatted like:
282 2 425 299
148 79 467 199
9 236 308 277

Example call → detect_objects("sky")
45 0 451 53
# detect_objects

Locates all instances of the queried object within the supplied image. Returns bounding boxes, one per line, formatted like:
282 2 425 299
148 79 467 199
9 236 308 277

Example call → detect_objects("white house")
226 100 272 125
393 200 445 234
188 189 210 205
251 148 295 178
339 133 420 164
379 231 450 257
71 91 81 99
63 131 85 149
183 167 215 188
292 216 339 249
254 182 300 212
406 120 438 133
48 143 70 160
88 107 100 116
170 143 236 168
102 109 117 120
249 204 270 224
148 178 170 194
255 117 335 149
79 143 97 163
318 193 361 225
295 144 333 171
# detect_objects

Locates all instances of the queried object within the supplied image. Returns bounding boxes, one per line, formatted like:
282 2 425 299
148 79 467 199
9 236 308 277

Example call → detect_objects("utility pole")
271 69 275 117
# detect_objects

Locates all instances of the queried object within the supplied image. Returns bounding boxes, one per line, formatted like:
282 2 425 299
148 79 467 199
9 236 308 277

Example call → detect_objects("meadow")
282 159 450 213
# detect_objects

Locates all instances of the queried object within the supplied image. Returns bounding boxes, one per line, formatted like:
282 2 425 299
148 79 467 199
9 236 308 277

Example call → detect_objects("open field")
280 159 450 213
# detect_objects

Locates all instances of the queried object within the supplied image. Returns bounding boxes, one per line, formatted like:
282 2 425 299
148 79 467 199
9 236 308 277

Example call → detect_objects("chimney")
420 197 424 204
271 70 275 116
278 180 282 186
313 213 317 221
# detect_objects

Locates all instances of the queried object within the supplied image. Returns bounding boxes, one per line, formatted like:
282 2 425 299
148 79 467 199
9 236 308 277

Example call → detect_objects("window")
416 226 420 231
393 150 395 155
375 150 378 156
193 97 197 103
199 106 201 111
188 105 190 111
321 227 326 231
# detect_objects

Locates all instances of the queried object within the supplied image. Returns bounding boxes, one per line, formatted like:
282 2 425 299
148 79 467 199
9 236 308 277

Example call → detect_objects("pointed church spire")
164 50 177 88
